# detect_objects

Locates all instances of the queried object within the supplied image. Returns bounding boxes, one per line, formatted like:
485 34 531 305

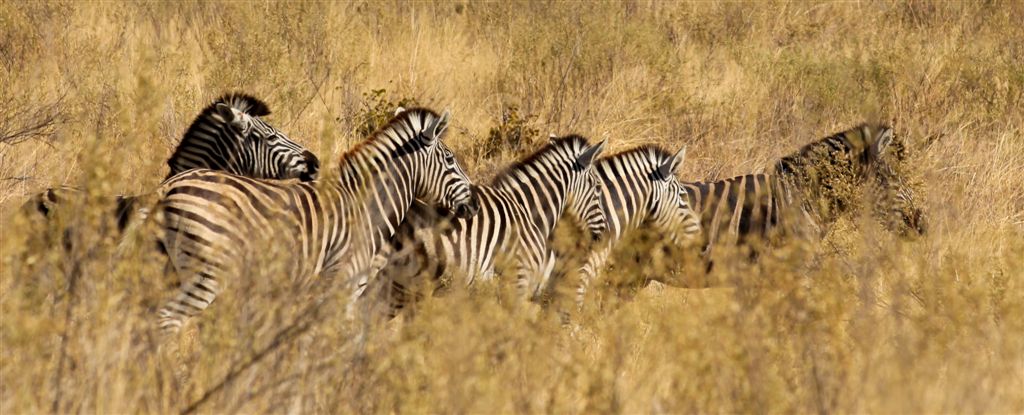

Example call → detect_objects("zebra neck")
770 168 829 236
496 175 568 237
333 142 417 248
776 135 875 232
166 126 244 179
593 171 630 241
602 185 649 243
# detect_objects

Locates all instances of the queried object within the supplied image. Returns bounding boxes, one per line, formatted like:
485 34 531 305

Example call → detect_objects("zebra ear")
424 110 450 146
658 145 687 180
216 103 249 131
394 106 406 116
872 127 894 158
576 140 605 170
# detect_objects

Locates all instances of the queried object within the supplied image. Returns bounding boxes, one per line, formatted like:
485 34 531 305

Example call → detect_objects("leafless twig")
179 297 329 415
0 91 67 146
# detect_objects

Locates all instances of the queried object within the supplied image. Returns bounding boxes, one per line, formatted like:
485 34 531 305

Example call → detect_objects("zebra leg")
514 251 546 321
535 250 558 303
576 244 611 311
157 270 221 336
365 247 419 319
359 254 401 321
344 267 371 321
152 262 221 384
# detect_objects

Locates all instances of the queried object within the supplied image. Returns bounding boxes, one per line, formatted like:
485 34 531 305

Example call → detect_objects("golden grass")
2 1 1023 413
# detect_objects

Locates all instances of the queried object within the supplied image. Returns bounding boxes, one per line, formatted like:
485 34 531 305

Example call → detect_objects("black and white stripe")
368 134 606 317
575 145 702 306
683 123 926 268
154 108 478 334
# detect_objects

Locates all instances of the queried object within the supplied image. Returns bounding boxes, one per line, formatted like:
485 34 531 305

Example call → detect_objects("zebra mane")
491 134 591 186
179 94 273 141
339 107 442 164
600 144 675 167
214 92 271 117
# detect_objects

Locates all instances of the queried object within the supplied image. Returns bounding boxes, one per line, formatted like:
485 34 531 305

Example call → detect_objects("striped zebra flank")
22 93 321 249
682 173 787 253
368 134 607 318
153 107 478 334
683 123 926 271
575 144 703 307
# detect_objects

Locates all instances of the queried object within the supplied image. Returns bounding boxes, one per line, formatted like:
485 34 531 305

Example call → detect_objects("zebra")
153 107 478 334
681 123 926 277
365 134 607 318
23 93 321 246
573 144 703 308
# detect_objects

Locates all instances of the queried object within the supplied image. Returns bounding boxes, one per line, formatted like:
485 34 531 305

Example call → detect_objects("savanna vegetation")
1 1 1022 413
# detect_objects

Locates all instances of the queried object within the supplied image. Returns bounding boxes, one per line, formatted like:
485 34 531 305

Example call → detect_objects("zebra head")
561 136 607 240
407 109 479 219
862 126 926 236
648 146 702 247
169 93 320 181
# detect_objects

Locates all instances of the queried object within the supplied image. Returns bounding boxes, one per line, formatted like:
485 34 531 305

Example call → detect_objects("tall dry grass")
1 1 1022 413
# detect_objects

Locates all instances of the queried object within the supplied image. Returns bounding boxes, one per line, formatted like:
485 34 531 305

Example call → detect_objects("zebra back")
682 173 788 251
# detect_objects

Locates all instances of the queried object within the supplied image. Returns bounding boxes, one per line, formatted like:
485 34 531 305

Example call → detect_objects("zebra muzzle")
452 195 479 219
299 150 321 182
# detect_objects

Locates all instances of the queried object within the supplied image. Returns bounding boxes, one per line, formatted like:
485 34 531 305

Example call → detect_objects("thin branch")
51 226 95 413
0 175 32 182
287 66 332 129
0 91 67 146
179 297 329 415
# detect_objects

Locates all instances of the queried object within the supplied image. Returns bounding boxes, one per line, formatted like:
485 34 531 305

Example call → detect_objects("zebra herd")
25 93 927 340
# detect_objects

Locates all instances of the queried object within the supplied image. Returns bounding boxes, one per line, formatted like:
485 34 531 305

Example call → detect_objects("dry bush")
346 89 420 139
481 106 541 160
1 1 1022 413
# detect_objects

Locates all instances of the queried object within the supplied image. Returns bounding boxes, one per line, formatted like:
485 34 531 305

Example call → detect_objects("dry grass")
2 1 1023 413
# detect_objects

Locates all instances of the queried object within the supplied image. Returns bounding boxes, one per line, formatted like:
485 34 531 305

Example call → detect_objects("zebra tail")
113 191 162 259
